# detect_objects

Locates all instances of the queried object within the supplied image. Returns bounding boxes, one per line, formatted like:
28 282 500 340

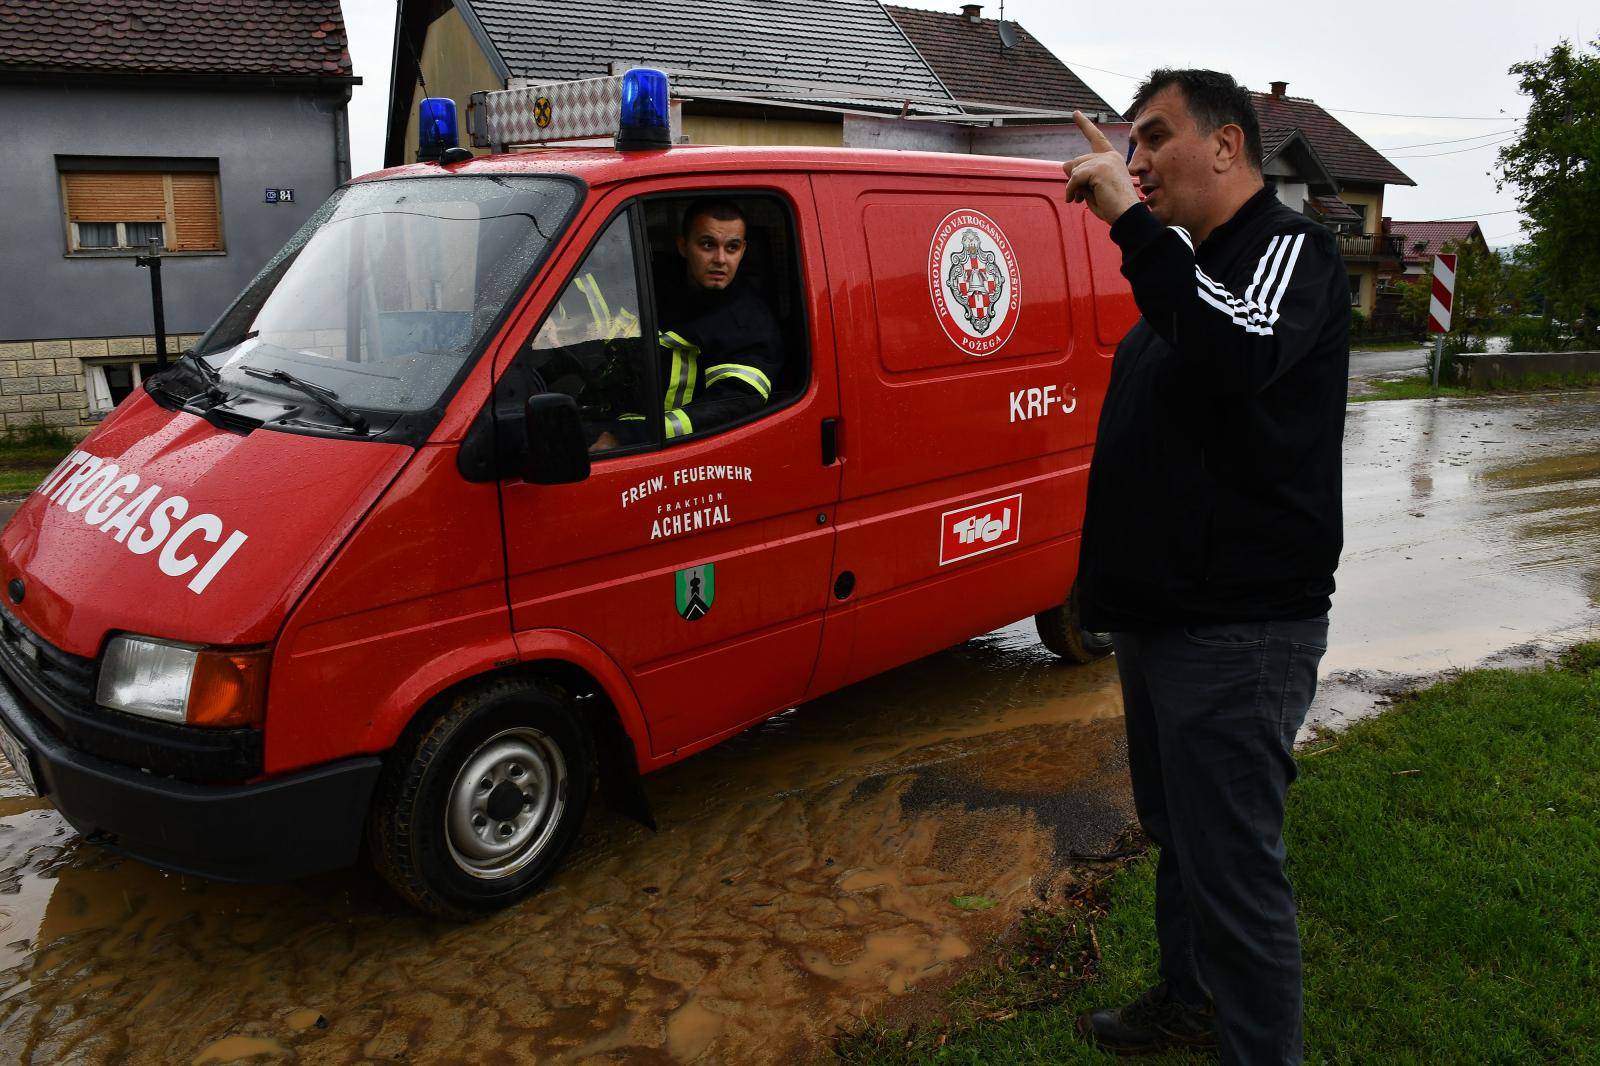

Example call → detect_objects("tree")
1496 37 1600 343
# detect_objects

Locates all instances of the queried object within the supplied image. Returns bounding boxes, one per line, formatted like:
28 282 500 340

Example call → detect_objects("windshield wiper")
240 365 369 433
176 349 227 403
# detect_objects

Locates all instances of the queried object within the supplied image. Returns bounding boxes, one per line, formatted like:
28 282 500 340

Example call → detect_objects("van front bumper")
0 666 381 883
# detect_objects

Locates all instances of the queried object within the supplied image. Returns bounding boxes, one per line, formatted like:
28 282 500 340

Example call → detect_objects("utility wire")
1057 57 1524 122
1058 58 1142 81
1326 107 1520 120
1378 128 1521 151
1427 208 1522 222
1389 135 1518 159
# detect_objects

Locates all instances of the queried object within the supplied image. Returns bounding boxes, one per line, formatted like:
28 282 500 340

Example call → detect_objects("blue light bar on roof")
418 98 459 161
615 68 670 151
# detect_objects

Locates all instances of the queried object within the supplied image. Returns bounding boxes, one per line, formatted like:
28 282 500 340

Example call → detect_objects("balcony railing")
1337 232 1406 262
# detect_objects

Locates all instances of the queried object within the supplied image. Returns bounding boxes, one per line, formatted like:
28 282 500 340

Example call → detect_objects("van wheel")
368 677 593 919
1035 583 1113 663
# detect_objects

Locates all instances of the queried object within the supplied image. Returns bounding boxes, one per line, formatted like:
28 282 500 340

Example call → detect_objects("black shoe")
1076 982 1217 1056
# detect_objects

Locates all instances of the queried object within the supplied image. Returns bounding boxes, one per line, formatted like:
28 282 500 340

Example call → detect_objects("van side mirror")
522 393 591 484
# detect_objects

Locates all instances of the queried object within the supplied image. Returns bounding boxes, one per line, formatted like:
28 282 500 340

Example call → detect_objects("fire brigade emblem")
928 209 1021 356
675 563 715 621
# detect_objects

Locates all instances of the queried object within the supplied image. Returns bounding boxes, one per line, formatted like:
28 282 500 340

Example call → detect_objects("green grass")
0 422 74 495
1350 379 1469 403
1351 372 1600 403
834 644 1600 1065
0 468 52 495
1349 340 1429 353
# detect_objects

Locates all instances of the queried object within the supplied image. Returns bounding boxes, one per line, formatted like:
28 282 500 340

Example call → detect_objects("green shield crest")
675 563 715 621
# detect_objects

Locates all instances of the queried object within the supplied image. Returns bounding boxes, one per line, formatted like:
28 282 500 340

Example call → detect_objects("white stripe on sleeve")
1190 233 1306 336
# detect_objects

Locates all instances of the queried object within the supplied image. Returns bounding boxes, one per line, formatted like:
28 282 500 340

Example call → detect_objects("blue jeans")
1111 618 1329 1066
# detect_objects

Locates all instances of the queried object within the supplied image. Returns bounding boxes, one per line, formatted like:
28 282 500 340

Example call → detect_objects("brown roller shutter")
63 172 166 222
171 173 222 251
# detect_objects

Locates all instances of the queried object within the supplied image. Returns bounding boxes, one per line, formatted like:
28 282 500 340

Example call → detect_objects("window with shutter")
60 164 224 255
171 173 221 251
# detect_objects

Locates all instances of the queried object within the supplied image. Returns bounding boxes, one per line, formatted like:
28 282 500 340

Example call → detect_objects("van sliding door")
807 173 1099 697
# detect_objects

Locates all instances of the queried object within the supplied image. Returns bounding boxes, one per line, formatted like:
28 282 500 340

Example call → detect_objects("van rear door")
808 172 1104 695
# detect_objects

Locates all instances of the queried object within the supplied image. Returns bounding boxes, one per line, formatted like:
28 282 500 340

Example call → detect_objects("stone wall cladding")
0 334 203 436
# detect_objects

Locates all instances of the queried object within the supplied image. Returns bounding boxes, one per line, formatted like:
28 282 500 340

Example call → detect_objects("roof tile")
1250 91 1413 187
884 4 1122 119
471 0 950 101
0 0 354 78
1385 220 1487 262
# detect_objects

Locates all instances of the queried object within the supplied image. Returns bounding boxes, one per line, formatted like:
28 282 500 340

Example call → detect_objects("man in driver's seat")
592 198 782 451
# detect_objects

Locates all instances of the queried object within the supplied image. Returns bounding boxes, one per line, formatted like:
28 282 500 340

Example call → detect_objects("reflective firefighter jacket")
615 277 785 443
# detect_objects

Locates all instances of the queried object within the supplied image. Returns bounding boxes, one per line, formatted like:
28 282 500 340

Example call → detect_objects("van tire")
1035 583 1114 663
367 676 594 919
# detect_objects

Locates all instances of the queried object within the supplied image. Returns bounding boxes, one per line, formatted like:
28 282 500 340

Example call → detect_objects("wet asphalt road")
1 389 1598 1063
1348 344 1431 384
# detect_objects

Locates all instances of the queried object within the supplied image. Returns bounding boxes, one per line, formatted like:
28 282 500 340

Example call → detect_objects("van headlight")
97 635 269 728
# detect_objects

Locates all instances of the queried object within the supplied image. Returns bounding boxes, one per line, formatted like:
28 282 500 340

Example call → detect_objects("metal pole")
1431 333 1443 391
134 237 169 370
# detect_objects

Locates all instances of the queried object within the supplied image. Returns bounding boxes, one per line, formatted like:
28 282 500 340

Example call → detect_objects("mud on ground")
0 642 1132 1064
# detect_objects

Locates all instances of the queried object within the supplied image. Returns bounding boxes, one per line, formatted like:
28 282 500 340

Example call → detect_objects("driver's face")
677 215 746 291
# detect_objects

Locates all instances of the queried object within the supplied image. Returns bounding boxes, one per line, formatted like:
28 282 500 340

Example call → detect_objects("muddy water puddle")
0 641 1126 1064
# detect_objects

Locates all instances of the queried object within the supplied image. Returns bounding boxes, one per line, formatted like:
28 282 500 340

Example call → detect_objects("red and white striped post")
1428 253 1457 388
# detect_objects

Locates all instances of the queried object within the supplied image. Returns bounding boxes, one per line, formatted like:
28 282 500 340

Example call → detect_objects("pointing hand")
1063 111 1140 225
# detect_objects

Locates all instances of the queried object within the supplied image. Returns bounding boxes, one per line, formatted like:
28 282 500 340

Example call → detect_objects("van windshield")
193 175 578 418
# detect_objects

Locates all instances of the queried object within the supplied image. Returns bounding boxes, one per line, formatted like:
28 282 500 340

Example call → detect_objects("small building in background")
1386 220 1490 281
0 0 358 435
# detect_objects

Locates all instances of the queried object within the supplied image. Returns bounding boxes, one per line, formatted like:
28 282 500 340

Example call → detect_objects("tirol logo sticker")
675 563 715 621
928 209 1021 356
940 494 1022 566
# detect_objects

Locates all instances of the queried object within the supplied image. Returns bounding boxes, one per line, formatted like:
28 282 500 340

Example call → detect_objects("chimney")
961 4 982 22
1270 80 1288 98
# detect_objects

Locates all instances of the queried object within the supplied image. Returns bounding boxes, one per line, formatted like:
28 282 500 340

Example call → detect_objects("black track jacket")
1079 185 1348 632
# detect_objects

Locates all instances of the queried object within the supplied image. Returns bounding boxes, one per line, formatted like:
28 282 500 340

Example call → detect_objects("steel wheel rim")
444 726 568 880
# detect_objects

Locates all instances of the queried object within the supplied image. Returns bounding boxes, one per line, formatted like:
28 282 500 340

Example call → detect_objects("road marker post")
1428 253 1457 390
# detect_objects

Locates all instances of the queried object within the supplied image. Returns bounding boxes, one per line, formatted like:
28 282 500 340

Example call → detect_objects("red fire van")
0 84 1136 916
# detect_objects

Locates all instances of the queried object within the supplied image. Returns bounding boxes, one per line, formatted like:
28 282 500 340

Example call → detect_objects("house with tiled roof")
0 0 359 434
384 0 1127 164
387 0 953 164
884 4 1120 121
1386 220 1489 279
1251 81 1415 319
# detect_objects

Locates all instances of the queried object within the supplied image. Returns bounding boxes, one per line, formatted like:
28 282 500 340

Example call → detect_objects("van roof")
355 145 1069 188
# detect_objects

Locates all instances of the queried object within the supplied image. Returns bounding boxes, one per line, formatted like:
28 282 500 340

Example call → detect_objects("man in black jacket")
1063 70 1347 1063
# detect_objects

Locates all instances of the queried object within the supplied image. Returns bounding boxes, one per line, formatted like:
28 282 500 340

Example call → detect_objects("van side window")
519 214 655 452
513 194 809 458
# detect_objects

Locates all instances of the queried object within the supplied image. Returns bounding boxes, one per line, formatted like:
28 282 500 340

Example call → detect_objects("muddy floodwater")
1 391 1598 1063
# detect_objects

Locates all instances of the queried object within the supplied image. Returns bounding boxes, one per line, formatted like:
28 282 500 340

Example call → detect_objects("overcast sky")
341 0 1590 246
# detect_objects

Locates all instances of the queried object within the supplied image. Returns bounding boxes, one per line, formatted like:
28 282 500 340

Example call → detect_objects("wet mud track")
0 647 1128 1064
2 390 1599 1062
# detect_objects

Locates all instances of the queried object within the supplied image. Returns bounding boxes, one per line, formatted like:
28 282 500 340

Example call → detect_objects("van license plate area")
0 721 39 796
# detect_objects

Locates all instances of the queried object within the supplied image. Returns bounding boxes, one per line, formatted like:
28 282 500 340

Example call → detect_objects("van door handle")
821 417 839 466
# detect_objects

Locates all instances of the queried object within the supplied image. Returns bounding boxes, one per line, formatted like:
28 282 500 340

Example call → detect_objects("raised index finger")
1072 110 1115 154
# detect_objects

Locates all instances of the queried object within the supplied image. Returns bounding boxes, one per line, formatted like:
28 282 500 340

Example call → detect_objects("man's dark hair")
680 198 746 237
1129 69 1263 171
